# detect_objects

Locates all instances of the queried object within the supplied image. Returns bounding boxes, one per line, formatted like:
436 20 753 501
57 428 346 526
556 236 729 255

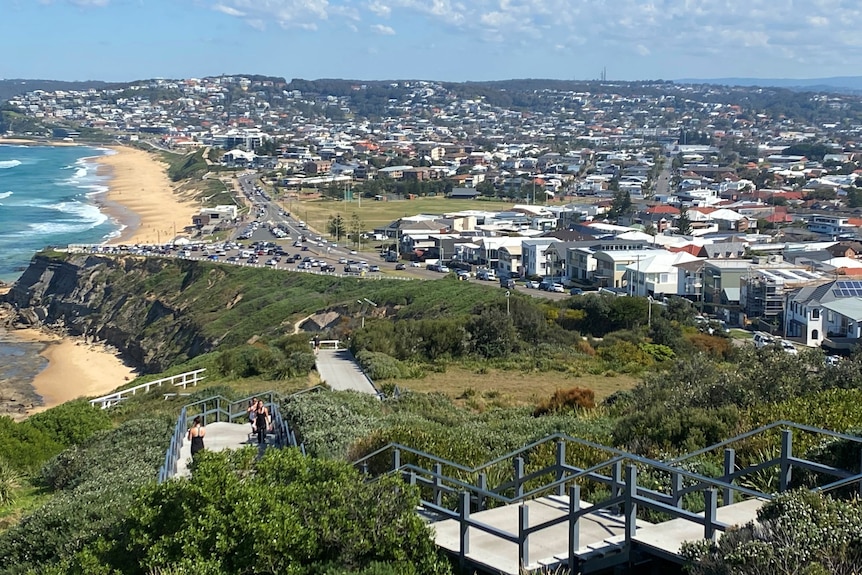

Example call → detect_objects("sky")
5 0 862 83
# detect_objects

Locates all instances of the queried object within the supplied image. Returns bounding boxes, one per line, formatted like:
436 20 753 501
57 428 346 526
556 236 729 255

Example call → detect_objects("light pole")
505 290 510 316
358 298 377 329
647 295 653 328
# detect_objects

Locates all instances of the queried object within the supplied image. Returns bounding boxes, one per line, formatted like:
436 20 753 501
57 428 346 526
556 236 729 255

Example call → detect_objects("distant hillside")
0 79 120 103
676 76 862 94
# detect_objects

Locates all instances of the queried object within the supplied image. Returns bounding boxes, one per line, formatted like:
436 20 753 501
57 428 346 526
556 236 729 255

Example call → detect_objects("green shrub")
0 417 172 574
0 458 20 507
25 400 112 447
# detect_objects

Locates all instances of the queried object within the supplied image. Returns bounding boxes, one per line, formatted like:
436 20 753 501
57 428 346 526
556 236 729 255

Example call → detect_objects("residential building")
786 279 862 350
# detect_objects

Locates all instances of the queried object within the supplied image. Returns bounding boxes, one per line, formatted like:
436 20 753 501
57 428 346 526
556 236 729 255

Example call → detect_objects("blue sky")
6 0 862 82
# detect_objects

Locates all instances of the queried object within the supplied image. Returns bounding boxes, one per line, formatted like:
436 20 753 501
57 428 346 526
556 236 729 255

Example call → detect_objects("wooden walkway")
432 496 764 574
174 422 262 477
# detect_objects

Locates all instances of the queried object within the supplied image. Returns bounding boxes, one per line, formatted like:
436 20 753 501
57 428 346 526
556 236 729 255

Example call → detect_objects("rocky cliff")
2 252 213 373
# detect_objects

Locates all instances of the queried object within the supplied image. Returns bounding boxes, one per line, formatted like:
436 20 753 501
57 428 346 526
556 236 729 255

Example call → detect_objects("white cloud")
213 4 245 17
370 23 396 35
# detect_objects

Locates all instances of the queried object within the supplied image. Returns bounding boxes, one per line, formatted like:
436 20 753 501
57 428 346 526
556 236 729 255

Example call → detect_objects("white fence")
311 339 341 350
89 368 206 409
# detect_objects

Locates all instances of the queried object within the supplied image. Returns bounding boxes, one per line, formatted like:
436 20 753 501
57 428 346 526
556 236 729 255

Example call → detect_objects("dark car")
395 263 406 270
569 288 584 295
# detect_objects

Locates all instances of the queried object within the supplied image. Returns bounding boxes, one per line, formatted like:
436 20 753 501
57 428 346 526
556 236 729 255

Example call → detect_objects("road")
314 349 379 395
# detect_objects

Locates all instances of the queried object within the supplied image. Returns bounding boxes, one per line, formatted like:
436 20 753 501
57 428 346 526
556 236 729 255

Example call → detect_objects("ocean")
0 144 121 284
0 144 122 414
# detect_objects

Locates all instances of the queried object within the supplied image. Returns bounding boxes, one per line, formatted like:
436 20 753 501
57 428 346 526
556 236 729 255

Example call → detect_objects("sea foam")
0 191 12 200
0 160 22 169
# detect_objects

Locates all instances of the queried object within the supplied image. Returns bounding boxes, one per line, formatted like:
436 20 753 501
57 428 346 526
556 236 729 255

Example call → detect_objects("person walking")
254 401 270 446
187 416 206 457
247 398 258 435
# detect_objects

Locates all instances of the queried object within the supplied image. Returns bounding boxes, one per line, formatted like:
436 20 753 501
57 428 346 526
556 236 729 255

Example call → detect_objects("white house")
624 250 701 297
521 238 557 278
785 279 862 349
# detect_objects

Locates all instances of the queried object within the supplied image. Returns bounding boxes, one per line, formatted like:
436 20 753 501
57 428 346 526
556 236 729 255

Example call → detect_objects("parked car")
395 263 406 270
410 261 421 267
551 283 565 293
369 265 380 272
779 339 798 355
825 355 841 366
569 287 584 295
526 280 541 289
753 332 774 349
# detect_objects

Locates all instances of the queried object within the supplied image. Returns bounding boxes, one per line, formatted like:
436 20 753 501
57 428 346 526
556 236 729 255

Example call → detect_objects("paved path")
175 421 261 477
315 349 378 395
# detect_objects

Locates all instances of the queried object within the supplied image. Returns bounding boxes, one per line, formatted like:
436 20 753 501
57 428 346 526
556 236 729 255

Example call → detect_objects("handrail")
90 368 206 409
158 387 321 482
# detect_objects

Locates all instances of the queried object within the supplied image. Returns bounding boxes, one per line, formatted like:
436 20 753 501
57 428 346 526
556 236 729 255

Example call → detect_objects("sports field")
285 196 515 233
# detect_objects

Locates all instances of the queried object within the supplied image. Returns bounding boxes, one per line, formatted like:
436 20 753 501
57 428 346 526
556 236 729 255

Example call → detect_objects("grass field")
389 365 638 407
285 196 550 238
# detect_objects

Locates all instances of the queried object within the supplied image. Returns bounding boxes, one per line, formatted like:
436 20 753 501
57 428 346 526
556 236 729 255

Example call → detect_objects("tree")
607 190 632 220
349 213 364 247
677 205 692 235
467 308 517 358
328 214 346 240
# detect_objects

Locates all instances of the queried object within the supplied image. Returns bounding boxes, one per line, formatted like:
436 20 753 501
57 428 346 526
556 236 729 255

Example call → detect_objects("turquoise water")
0 144 121 283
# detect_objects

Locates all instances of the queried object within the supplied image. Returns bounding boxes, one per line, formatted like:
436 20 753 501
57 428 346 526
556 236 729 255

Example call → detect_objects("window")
812 308 820 319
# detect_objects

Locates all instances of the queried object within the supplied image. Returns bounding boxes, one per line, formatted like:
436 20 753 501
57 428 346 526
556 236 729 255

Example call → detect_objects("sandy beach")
96 146 200 245
12 327 137 415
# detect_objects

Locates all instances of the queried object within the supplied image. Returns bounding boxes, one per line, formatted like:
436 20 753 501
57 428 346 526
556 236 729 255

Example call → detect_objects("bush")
0 417 173 574
0 458 20 506
533 387 596 416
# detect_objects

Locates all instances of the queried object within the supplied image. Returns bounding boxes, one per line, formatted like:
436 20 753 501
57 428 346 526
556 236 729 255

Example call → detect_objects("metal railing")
352 424 862 572
157 390 300 482
90 369 206 409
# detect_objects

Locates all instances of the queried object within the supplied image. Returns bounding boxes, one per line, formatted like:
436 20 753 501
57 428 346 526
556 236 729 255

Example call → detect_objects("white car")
410 261 421 267
350 250 358 255
526 280 540 289
551 283 565 293
779 340 798 355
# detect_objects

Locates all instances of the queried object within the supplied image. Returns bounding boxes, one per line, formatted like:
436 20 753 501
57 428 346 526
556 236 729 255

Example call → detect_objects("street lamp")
358 298 377 329
648 295 653 328
505 290 511 316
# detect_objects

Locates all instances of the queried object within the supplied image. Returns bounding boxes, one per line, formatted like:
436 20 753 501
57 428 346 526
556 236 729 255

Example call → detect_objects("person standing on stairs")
255 401 270 446
187 416 206 457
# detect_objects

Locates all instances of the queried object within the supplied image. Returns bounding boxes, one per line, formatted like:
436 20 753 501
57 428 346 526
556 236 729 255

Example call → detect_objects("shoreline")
0 137 84 147
8 326 138 416
0 294 138 419
94 146 200 246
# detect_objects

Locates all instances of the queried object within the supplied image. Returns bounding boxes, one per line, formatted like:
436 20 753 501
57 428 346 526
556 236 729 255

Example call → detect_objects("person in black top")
187 416 206 457
254 402 270 445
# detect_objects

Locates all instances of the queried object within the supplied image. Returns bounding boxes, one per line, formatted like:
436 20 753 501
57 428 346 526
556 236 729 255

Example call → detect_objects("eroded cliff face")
2 253 212 373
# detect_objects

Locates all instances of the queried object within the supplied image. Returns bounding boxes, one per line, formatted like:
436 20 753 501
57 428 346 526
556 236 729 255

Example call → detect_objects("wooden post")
624 465 637 545
723 448 736 506
476 473 487 511
514 456 525 499
434 463 443 507
780 429 793 492
704 488 717 541
556 440 567 496
519 503 530 569
670 470 683 508
459 491 471 572
612 460 623 500
568 484 581 573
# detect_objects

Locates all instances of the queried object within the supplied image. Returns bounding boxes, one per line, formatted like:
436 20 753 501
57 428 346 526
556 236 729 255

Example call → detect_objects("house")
498 245 523 277
521 238 558 278
624 250 701 297
785 279 862 350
